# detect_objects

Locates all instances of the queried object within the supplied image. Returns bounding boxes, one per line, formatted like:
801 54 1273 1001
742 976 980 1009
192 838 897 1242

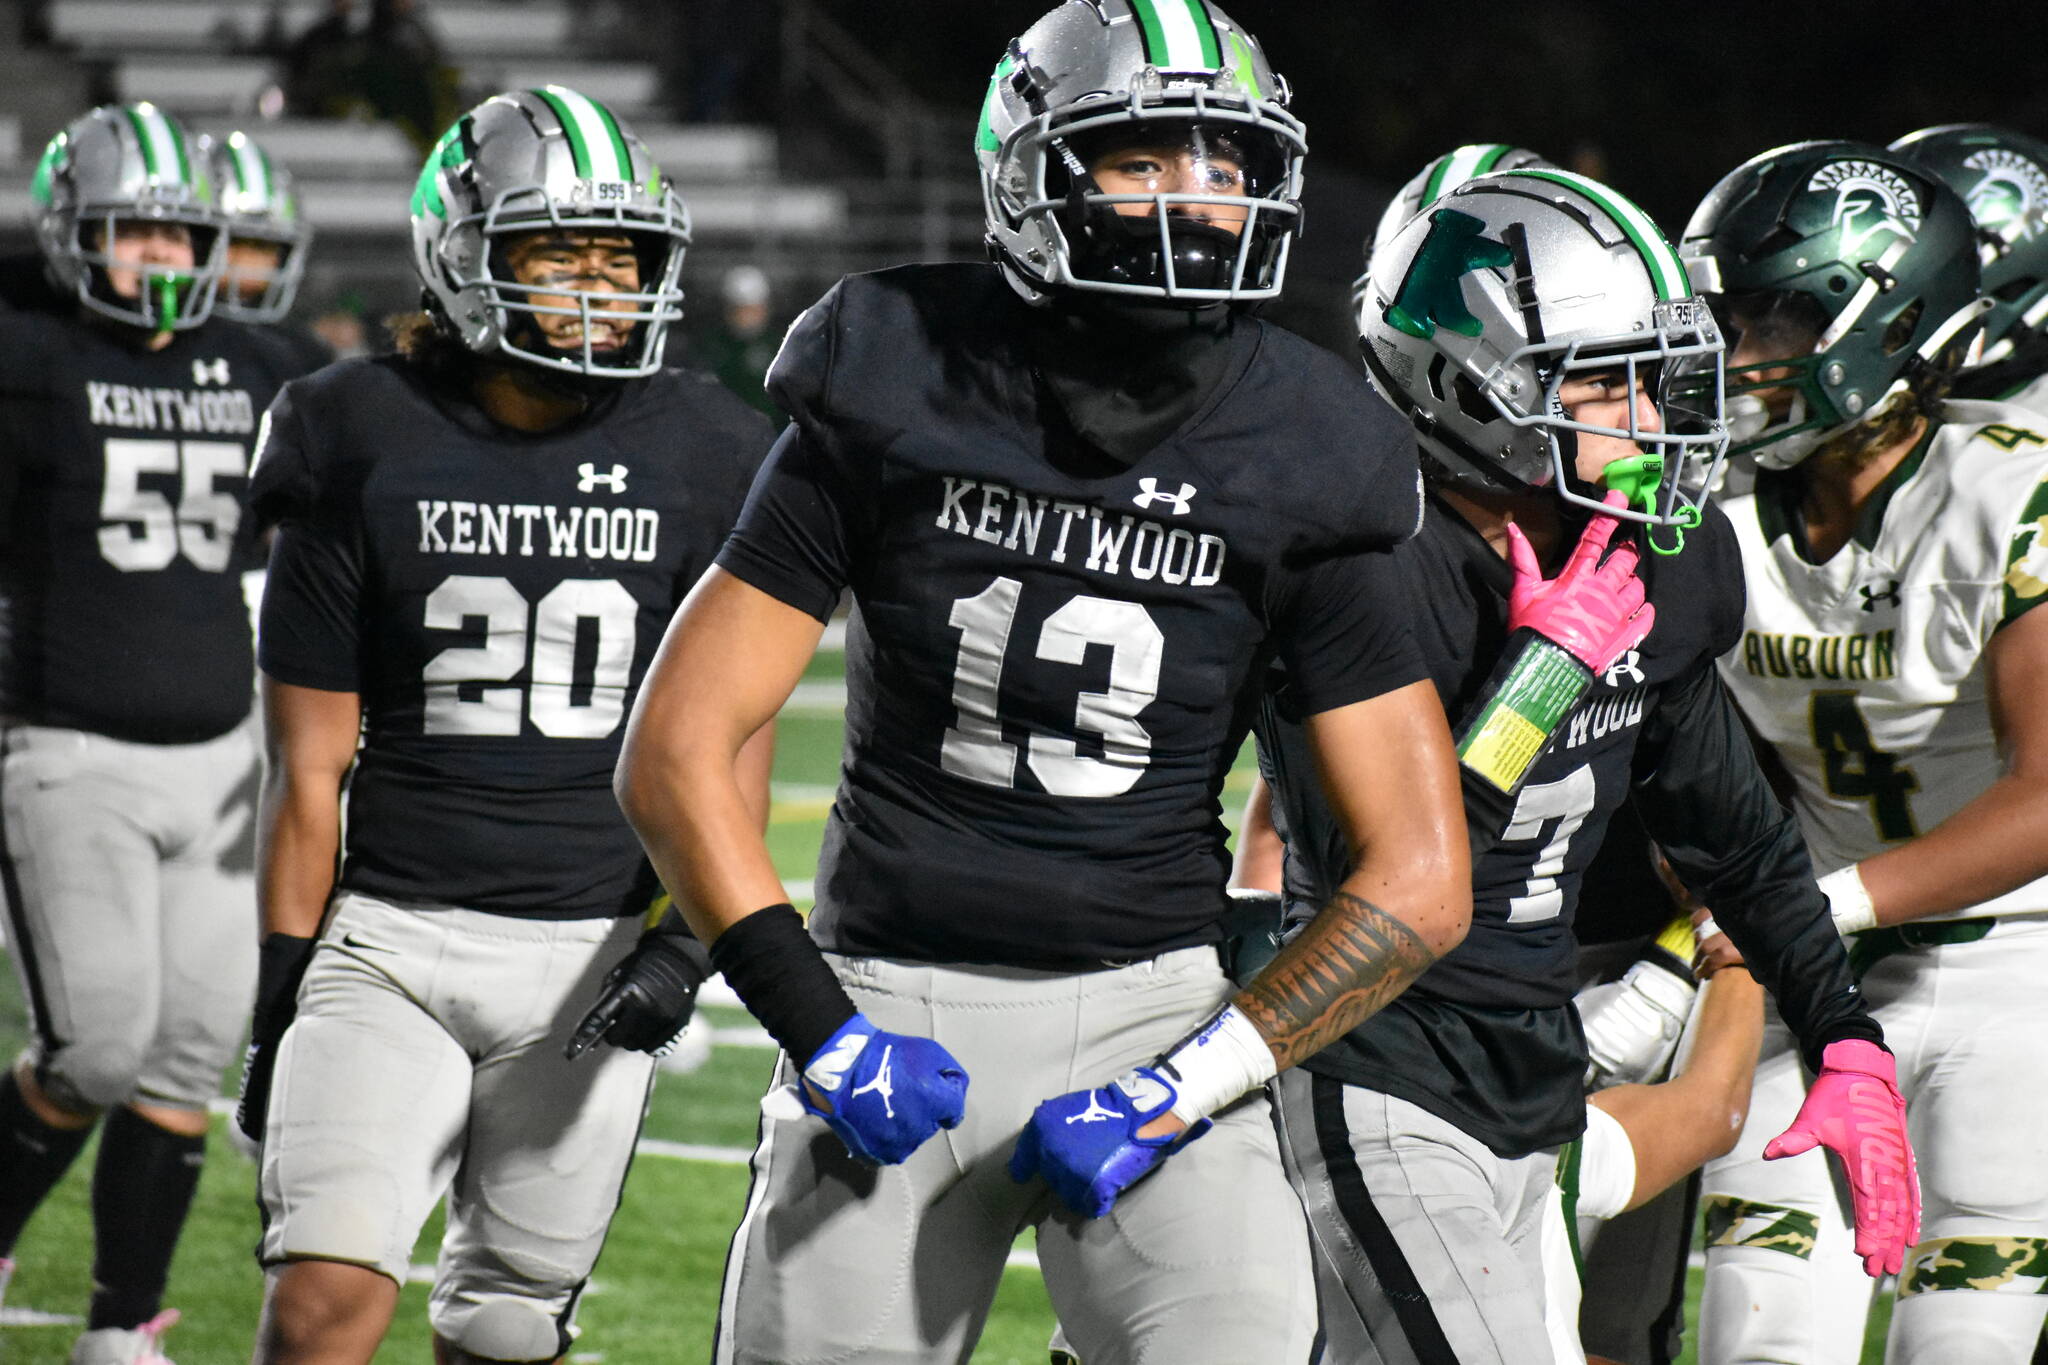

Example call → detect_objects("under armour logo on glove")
760 1014 968 1165
1132 478 1196 515
1011 1066 1212 1218
578 462 629 493
1764 1037 1920 1277
1859 579 1902 612
191 357 230 386
1602 649 1646 687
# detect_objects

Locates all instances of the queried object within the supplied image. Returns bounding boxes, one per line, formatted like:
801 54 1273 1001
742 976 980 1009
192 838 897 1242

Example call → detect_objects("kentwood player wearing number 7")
0 103 314 1364
1687 141 2048 1365
242 89 773 1364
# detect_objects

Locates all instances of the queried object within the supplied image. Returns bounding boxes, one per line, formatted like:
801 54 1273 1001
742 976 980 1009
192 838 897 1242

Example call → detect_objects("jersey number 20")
941 576 1163 798
422 574 638 739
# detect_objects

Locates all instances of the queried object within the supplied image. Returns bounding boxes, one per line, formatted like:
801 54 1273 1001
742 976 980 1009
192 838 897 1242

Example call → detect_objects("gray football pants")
1272 1068 1570 1365
715 947 1317 1365
0 720 258 1112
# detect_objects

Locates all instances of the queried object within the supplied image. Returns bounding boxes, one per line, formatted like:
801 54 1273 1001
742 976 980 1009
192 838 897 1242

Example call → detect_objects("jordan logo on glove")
850 1044 897 1118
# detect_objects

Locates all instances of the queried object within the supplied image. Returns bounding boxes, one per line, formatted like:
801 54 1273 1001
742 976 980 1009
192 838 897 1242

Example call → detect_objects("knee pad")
39 1039 145 1113
436 1294 569 1364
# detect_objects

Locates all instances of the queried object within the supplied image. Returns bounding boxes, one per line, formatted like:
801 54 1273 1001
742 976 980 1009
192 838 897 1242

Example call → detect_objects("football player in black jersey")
612 5 1474 1361
1250 169 1914 1364
243 88 773 1365
0 102 317 1365
200 129 334 376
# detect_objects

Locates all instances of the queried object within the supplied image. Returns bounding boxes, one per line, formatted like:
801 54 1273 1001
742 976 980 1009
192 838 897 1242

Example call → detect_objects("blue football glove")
763 1014 969 1165
1010 1066 1213 1217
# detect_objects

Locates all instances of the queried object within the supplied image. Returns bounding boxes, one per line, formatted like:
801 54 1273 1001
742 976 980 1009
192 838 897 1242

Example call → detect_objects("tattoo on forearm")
1239 891 1439 1071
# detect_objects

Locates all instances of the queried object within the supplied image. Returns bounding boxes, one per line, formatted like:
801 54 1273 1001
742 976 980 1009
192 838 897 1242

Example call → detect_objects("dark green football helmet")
1680 140 1984 468
1889 124 2048 368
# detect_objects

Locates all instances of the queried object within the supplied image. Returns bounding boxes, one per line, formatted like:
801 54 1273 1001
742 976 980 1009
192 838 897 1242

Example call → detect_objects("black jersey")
0 306 310 742
718 263 1427 968
1259 493 1879 1156
251 356 772 919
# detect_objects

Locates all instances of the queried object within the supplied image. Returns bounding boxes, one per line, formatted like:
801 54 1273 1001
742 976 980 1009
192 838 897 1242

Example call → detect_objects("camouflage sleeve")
1998 465 2048 630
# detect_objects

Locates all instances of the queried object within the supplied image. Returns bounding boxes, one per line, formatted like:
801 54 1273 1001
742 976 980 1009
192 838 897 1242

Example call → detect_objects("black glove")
566 924 713 1060
236 933 317 1146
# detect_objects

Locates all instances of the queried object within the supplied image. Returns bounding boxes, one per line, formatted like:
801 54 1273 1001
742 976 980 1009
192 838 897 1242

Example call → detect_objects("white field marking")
1 1308 85 1327
712 1026 775 1048
783 680 847 713
771 781 838 804
820 617 847 651
636 1138 756 1164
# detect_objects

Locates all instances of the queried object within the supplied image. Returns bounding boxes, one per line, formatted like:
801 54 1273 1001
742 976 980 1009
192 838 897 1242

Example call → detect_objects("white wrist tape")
1160 1005 1278 1125
1818 864 1878 937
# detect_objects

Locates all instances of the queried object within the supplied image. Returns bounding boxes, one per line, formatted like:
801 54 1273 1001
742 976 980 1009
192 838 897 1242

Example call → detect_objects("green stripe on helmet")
1129 0 1172 65
1186 0 1223 67
976 54 1017 155
590 97 635 185
532 87 595 179
411 122 464 220
1226 29 1262 98
29 132 65 207
123 106 161 178
1474 144 1512 175
1500 167 1692 301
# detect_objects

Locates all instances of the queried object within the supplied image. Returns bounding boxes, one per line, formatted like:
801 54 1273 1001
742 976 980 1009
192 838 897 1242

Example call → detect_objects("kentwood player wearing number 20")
0 102 313 1365
243 88 771 1365
1687 141 2048 1365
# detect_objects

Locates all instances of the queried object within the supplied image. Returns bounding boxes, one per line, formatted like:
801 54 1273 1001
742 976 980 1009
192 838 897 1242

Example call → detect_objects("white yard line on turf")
783 681 848 713
0 1308 84 1327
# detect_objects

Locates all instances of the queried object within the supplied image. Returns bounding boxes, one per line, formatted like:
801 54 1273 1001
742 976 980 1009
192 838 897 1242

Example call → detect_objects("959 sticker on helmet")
588 180 634 203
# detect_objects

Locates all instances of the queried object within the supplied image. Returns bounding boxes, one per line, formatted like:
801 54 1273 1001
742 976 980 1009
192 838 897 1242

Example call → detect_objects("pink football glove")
1764 1038 1920 1277
1505 490 1654 675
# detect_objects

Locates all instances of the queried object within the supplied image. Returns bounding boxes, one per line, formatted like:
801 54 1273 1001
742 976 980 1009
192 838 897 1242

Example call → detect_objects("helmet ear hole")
1425 351 1453 403
1451 371 1497 425
1883 300 1924 356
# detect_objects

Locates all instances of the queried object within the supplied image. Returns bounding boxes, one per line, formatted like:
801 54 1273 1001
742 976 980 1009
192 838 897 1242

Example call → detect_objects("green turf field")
0 637 1893 1363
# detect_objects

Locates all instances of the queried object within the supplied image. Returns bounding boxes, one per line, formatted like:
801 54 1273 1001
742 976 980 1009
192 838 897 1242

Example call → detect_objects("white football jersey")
1718 400 2048 919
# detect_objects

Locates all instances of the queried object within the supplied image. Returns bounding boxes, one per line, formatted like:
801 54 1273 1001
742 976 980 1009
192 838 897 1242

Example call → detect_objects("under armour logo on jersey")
1603 649 1646 687
1859 579 1902 612
191 357 230 386
1133 478 1197 515
577 462 628 494
850 1044 896 1118
1066 1093 1119 1125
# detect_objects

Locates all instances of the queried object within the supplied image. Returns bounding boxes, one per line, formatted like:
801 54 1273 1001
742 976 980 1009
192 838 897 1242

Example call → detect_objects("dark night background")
808 0 2048 351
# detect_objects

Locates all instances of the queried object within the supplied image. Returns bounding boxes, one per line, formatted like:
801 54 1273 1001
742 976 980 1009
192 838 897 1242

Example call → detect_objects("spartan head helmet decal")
1963 148 2048 246
1809 159 1925 255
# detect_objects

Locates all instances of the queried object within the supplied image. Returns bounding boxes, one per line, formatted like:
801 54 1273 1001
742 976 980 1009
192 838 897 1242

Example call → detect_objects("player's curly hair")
1813 303 1967 471
386 301 476 386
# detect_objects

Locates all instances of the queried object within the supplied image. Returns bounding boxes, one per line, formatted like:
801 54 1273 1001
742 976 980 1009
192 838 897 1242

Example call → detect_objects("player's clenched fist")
762 1014 968 1165
1011 1067 1212 1218
1764 1038 1920 1277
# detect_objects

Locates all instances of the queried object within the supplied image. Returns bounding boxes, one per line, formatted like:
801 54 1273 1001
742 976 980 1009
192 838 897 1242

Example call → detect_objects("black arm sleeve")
1631 660 1882 1070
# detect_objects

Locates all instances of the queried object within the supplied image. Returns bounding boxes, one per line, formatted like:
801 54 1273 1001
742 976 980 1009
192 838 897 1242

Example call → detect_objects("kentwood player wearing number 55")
243 89 773 1365
1686 141 2048 1365
0 103 314 1364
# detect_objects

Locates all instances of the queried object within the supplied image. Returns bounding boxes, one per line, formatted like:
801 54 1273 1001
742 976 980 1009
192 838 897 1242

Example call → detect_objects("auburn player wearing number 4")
1686 142 2048 1365
0 103 315 1365
241 88 772 1365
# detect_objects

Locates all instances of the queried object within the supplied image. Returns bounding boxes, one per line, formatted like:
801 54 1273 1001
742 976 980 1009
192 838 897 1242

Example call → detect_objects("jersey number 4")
98 438 244 573
941 576 1163 798
1811 691 1920 841
422 574 639 739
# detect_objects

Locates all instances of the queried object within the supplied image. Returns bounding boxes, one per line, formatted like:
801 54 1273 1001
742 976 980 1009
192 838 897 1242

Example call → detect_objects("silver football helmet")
977 0 1305 305
1356 144 1556 344
410 86 690 378
1358 168 1728 530
202 130 311 324
30 103 223 331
